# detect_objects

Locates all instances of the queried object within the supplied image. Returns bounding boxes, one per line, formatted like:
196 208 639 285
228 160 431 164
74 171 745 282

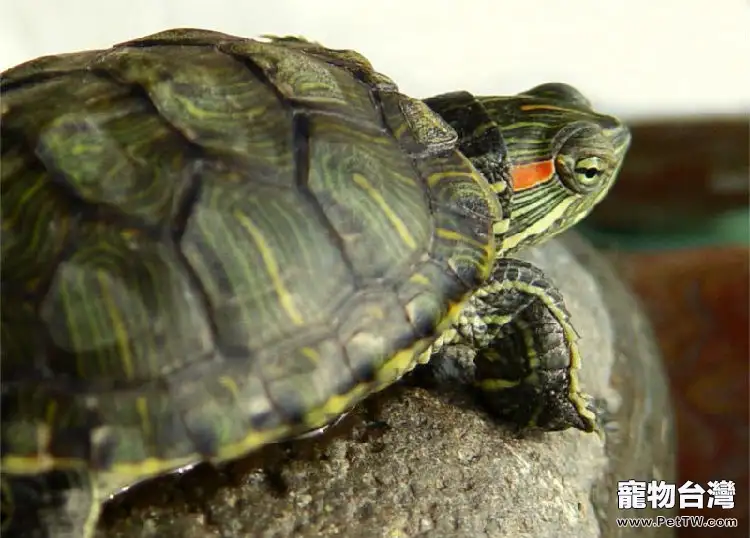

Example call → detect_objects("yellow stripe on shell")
234 210 304 326
352 173 417 250
97 269 135 380
136 396 151 438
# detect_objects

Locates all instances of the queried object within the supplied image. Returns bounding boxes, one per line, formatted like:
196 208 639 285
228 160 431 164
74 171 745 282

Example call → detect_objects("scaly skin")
426 83 630 432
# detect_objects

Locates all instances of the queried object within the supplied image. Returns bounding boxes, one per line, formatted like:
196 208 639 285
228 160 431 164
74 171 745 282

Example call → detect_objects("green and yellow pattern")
1 28 629 538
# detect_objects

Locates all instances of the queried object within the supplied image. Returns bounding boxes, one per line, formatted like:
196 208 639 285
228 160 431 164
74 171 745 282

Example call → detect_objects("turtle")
0 28 631 538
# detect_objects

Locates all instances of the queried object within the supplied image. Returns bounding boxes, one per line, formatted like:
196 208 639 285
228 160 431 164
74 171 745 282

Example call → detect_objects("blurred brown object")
613 246 749 538
592 117 749 232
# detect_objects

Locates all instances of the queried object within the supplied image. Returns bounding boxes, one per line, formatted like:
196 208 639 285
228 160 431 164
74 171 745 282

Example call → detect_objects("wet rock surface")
98 233 676 538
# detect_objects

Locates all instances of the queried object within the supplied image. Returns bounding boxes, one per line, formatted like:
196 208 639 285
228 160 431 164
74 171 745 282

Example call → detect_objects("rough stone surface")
567 234 677 538
97 233 676 538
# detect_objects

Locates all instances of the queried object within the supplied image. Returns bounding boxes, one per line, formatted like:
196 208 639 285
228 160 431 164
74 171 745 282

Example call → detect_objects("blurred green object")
581 207 750 250
583 115 748 250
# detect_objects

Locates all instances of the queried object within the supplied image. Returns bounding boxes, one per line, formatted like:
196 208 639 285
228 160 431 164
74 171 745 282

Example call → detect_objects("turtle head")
480 83 631 253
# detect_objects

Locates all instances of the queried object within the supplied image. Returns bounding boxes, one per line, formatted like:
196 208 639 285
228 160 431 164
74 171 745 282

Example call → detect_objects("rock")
99 233 676 538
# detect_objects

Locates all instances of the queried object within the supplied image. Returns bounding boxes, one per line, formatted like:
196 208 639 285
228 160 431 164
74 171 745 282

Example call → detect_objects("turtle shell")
0 28 500 496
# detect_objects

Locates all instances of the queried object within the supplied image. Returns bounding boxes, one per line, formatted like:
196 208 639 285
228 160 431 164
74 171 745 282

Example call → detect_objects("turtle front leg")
434 258 597 433
1 469 100 538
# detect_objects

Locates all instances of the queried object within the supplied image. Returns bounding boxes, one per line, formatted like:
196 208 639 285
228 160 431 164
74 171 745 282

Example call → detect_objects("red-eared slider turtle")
0 28 631 538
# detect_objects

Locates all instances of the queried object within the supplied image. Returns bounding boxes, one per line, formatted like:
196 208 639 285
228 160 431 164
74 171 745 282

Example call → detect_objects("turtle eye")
554 126 615 194
573 157 606 185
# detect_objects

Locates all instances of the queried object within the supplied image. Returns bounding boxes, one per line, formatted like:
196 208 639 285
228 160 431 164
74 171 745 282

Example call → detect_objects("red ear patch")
511 159 555 191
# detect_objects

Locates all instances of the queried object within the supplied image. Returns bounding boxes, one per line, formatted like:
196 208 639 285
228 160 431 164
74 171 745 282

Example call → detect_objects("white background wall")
2 0 748 119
